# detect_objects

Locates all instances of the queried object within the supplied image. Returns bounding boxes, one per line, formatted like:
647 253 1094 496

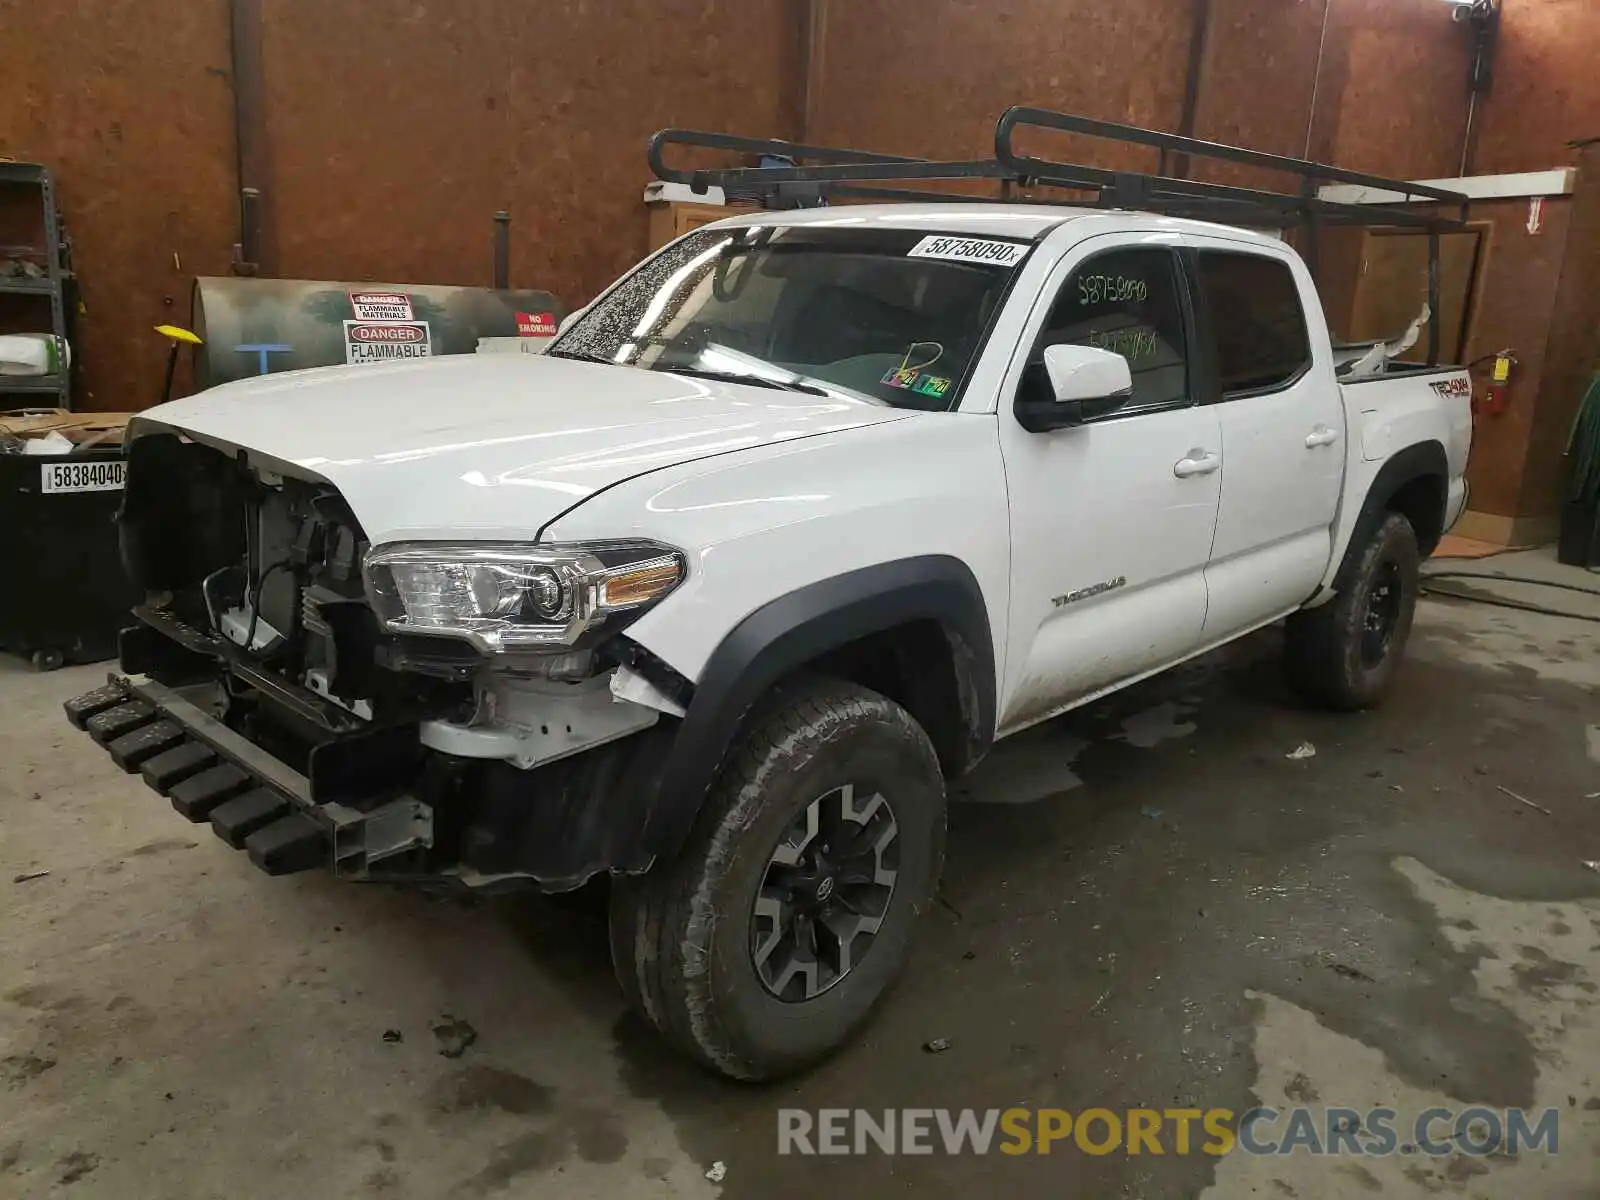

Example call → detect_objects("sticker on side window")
907 236 1029 267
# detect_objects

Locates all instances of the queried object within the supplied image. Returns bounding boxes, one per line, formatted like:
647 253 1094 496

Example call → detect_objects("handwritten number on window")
1077 275 1148 306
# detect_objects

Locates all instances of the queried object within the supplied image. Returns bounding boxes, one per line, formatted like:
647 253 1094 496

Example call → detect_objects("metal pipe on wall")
1457 2 1501 177
1302 0 1334 160
493 212 511 290
801 0 826 141
229 0 275 276
1165 0 1213 179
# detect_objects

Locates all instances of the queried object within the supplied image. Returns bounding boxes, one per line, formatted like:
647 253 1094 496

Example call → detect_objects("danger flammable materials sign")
343 320 433 365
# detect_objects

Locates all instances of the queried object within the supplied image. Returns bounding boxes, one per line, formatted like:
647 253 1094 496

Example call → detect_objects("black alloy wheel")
751 783 900 1002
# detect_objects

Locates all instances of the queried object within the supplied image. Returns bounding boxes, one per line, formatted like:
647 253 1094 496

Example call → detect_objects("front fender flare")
639 555 996 859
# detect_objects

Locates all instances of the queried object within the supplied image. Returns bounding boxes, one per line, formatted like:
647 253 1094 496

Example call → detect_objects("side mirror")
1015 344 1134 433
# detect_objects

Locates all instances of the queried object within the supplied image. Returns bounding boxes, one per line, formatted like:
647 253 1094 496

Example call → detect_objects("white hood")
135 354 909 544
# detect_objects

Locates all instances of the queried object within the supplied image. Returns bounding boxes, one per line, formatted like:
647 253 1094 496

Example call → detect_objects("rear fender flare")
1331 439 1448 593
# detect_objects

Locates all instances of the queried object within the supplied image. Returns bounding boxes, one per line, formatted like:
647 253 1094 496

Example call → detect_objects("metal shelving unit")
0 161 73 409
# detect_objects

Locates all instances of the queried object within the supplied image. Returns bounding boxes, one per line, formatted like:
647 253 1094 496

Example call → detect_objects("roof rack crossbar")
822 184 1023 205
680 158 1011 188
648 128 926 189
996 107 1469 207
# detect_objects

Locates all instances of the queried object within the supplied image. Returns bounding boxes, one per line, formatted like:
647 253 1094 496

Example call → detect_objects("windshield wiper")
663 366 830 397
544 347 614 365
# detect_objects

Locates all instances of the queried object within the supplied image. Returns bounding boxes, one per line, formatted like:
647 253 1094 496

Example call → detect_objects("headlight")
363 541 685 653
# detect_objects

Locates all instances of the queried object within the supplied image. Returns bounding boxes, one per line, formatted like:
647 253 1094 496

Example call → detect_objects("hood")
135 354 910 544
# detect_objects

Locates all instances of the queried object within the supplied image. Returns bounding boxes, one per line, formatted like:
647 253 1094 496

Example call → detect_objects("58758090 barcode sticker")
40 459 126 494
907 236 1030 267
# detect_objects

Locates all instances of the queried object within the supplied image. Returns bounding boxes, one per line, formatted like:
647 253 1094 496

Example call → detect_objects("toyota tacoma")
65 128 1471 1081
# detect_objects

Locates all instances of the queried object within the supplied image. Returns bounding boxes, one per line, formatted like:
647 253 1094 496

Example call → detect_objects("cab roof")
712 202 1290 251
715 202 1089 240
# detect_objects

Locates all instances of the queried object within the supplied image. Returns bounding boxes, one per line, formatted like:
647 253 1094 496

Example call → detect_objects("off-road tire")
609 676 946 1081
1285 512 1421 711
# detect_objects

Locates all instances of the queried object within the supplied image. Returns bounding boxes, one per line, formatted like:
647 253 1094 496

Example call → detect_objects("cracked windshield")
549 225 1029 409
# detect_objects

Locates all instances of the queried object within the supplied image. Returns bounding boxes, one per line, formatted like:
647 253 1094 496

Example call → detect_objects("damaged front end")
66 431 692 891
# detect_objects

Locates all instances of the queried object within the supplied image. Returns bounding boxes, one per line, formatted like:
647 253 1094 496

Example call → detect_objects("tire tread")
610 676 943 1080
1285 512 1419 711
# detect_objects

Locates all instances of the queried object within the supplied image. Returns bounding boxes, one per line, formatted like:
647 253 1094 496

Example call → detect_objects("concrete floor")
2 549 1597 1199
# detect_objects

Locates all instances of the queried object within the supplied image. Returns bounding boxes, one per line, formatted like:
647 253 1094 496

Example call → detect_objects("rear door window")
1194 251 1312 396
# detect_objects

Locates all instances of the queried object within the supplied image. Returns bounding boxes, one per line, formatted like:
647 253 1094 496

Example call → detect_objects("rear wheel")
1285 512 1421 710
609 676 946 1081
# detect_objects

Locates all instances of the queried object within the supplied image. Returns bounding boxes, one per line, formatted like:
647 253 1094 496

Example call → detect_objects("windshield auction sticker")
343 320 433 365
907 236 1029 267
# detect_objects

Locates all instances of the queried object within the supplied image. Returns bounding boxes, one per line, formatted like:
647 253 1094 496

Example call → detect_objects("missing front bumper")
64 676 433 877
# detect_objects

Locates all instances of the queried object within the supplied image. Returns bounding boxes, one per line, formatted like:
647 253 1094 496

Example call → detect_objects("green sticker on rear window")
913 375 951 398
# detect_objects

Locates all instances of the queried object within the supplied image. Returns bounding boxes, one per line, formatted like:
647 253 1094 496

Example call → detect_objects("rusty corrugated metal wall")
0 0 238 411
1474 0 1600 174
1189 0 1333 182
0 0 797 410
808 0 1474 185
809 0 1195 171
4 0 1594 423
1306 0 1472 179
260 0 796 301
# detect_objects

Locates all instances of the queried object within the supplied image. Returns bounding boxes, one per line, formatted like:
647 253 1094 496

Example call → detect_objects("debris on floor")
1285 741 1317 760
429 1014 478 1058
922 1037 952 1054
56 1150 99 1185
12 870 49 883
1583 861 1600 873
1498 784 1552 816
381 1029 403 1044
1327 961 1376 984
705 1160 727 1183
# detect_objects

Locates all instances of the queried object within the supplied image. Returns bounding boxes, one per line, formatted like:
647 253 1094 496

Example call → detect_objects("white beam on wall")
1318 169 1576 206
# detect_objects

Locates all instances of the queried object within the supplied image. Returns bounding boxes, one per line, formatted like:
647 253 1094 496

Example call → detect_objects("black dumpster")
0 448 138 670
1559 375 1600 568
1558 498 1600 568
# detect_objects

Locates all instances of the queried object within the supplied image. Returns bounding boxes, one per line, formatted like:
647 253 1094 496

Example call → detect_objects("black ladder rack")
649 107 1469 230
647 106 1472 365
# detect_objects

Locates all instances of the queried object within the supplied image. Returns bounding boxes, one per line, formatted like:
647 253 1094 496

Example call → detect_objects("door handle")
1173 450 1220 478
1305 425 1340 448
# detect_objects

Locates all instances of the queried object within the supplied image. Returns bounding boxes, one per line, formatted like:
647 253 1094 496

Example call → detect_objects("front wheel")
1284 511 1421 710
609 676 946 1081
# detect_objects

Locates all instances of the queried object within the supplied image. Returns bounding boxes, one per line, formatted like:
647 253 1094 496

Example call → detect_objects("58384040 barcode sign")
40 459 126 494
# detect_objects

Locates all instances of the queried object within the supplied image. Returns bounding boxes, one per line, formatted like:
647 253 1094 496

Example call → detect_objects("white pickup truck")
66 197 1471 1081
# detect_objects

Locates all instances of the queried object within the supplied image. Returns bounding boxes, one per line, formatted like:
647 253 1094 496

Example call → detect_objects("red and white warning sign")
516 310 559 337
343 320 433 365
349 291 416 322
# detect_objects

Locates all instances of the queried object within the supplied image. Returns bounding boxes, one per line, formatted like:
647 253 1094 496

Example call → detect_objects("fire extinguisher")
1477 349 1516 416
